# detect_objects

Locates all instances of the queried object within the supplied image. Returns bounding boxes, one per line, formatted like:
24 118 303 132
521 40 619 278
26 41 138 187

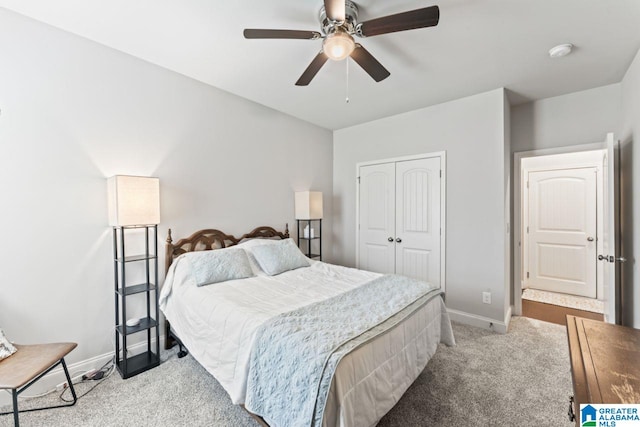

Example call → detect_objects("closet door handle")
388 237 394 242
587 237 594 242
396 237 402 243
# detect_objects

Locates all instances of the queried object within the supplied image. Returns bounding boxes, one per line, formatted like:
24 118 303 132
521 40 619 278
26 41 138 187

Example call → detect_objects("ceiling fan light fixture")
323 30 355 61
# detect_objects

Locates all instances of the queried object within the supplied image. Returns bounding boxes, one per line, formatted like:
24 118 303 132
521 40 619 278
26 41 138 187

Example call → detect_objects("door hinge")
527 226 529 234
357 176 361 184
439 170 442 178
526 272 529 279
527 181 529 189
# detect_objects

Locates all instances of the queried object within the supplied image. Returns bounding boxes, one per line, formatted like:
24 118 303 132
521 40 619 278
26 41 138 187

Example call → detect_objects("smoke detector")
549 43 573 58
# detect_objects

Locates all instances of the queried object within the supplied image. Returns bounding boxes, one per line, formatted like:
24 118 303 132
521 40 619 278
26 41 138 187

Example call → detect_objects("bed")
159 225 455 427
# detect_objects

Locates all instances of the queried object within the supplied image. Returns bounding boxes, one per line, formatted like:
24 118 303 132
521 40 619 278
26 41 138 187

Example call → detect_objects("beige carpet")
0 317 572 427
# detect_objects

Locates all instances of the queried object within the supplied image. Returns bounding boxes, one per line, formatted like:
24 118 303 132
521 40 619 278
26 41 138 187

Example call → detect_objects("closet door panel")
358 163 396 274
395 157 441 286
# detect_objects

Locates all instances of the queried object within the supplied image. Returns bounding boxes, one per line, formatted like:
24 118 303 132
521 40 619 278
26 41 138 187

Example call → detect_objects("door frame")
513 142 607 316
355 151 447 292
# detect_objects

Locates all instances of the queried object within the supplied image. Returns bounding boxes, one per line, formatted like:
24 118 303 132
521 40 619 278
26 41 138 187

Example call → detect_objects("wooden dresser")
566 315 640 425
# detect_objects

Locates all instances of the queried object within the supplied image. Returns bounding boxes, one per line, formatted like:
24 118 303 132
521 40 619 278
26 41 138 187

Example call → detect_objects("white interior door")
358 162 395 274
527 167 597 297
395 157 441 285
602 134 620 324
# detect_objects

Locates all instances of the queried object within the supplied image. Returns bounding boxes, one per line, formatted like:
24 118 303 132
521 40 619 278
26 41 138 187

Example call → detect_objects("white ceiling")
2 0 640 130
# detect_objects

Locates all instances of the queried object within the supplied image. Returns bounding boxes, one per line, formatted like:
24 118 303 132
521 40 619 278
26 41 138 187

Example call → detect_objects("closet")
357 154 444 288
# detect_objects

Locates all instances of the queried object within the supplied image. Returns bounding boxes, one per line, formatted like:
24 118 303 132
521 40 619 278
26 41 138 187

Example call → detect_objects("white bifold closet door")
358 157 441 286
358 162 396 275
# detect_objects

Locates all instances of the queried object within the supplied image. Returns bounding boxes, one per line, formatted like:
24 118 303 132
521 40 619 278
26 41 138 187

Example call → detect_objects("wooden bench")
0 342 78 427
566 316 640 425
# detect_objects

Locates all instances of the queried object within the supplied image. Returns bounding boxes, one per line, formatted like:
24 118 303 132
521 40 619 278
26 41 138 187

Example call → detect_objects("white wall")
0 7 333 374
511 83 621 153
620 48 640 328
503 92 512 320
333 88 510 326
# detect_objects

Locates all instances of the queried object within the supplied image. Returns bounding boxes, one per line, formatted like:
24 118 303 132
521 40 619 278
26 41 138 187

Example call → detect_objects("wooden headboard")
164 224 290 274
163 224 289 351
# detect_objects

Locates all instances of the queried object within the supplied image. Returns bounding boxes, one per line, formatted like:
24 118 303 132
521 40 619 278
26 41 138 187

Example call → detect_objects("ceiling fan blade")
324 0 346 22
295 52 330 86
350 44 390 82
243 29 322 40
358 5 439 37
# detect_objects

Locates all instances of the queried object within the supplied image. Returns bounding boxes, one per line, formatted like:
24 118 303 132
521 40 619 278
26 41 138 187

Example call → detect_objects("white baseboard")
0 336 164 408
504 306 512 331
447 309 511 334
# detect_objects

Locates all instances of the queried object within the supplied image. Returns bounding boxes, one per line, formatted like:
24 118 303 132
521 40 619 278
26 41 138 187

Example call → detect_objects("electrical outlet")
482 291 491 304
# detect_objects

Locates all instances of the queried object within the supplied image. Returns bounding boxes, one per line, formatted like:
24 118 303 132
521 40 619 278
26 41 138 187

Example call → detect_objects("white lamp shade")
295 191 323 219
107 175 160 226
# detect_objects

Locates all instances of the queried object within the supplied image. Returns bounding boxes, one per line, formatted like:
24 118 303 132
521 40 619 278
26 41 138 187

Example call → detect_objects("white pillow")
238 236 282 244
237 238 283 274
250 238 310 276
237 238 282 250
184 247 254 286
0 329 17 360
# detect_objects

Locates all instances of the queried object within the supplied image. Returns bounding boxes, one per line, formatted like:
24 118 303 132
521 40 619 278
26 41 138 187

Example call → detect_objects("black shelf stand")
113 225 160 379
296 219 322 261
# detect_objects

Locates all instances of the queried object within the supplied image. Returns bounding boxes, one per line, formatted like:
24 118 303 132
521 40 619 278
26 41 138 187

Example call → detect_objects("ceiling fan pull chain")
346 59 350 104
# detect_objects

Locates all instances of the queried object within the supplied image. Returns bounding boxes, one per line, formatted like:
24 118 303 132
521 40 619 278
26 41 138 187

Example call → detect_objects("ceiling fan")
243 0 440 86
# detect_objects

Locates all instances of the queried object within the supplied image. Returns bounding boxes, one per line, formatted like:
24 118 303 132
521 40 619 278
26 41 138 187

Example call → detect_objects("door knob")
396 237 402 243
388 237 394 242
598 255 606 261
587 237 594 242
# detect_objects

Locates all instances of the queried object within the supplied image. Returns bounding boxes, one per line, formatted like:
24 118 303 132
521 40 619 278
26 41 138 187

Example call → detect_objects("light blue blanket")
244 274 443 427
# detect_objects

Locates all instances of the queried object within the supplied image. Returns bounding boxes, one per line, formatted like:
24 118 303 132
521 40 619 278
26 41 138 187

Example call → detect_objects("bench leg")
61 358 77 405
12 389 19 427
0 357 78 426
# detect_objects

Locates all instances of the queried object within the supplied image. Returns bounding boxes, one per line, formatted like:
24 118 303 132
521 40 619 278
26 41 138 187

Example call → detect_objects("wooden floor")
522 299 603 326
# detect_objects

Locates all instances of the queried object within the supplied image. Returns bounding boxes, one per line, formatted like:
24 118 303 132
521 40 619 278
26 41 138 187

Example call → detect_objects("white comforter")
159 257 380 404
